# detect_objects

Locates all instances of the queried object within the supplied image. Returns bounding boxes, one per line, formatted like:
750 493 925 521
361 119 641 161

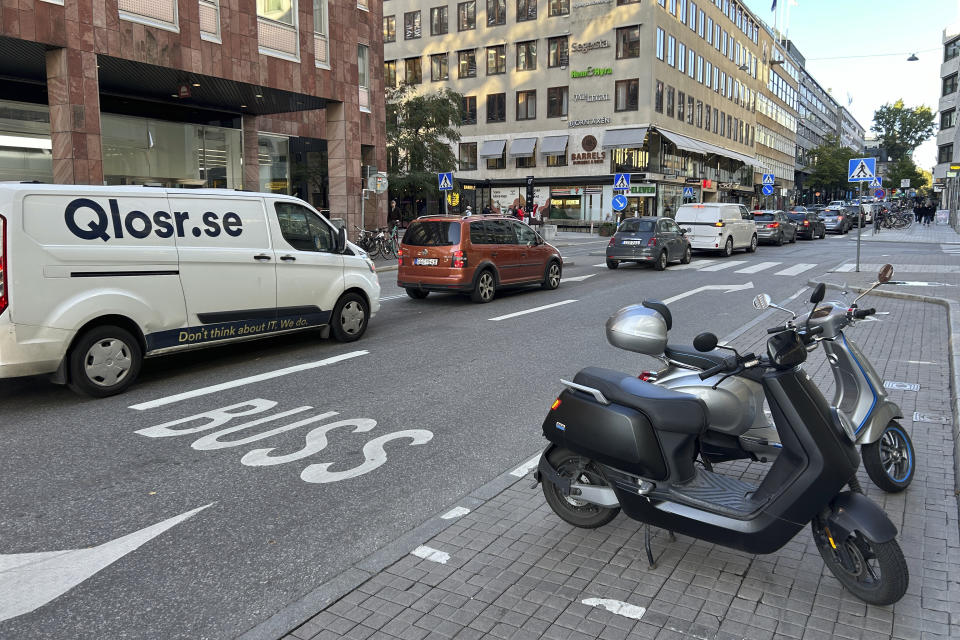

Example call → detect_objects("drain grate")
884 381 920 392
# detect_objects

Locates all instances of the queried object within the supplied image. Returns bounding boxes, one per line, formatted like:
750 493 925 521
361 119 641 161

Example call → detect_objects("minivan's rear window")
618 219 655 233
752 213 775 221
403 221 461 246
787 213 805 221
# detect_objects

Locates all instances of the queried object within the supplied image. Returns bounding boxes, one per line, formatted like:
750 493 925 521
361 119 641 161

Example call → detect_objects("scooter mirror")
878 264 894 283
693 332 719 352
752 294 771 310
810 283 826 304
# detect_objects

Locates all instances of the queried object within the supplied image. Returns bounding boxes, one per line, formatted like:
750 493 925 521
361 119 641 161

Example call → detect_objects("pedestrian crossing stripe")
849 159 874 181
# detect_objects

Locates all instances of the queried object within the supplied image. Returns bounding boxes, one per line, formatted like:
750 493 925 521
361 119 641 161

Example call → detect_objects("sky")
740 0 959 170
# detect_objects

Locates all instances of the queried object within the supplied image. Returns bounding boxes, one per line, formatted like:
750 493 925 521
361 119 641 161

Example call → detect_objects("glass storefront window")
658 184 683 218
259 134 291 194
0 100 53 182
258 0 295 24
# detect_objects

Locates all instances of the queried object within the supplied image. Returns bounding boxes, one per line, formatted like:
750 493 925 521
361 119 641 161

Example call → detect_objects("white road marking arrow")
661 282 754 305
0 504 212 622
563 274 596 283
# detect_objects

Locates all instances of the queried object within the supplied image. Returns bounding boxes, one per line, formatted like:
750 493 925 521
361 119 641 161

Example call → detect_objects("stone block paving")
849 220 960 245
286 278 960 640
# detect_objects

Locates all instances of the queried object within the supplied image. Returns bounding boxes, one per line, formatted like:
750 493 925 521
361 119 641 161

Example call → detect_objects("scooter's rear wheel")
811 519 908 605
542 448 620 529
861 421 915 493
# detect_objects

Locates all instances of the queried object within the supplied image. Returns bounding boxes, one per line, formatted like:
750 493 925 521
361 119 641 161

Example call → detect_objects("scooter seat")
664 344 728 370
573 367 708 434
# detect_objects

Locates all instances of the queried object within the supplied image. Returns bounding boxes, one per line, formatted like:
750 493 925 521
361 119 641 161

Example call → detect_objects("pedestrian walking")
913 203 922 224
925 202 936 226
464 205 473 216
481 204 491 216
873 207 882 234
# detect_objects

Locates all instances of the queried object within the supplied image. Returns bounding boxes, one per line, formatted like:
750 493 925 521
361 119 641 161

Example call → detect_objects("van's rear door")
676 206 722 249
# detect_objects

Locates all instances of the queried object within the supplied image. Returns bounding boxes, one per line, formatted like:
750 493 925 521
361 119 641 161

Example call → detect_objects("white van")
674 203 758 256
0 184 380 397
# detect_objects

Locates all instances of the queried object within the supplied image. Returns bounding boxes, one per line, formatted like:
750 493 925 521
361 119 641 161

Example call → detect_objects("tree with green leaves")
386 85 462 218
808 134 857 197
885 156 928 193
871 100 936 161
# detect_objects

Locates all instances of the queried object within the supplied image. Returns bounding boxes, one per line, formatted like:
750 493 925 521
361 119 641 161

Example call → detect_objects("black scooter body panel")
542 389 670 481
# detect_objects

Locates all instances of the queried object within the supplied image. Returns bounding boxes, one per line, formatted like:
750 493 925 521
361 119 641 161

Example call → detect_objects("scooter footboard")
824 491 898 544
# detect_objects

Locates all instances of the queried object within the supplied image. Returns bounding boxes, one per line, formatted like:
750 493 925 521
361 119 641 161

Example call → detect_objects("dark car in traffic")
752 210 797 245
788 211 826 240
821 207 850 234
606 216 691 270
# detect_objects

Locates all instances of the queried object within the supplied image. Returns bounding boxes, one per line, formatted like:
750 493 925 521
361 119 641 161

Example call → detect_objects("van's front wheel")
68 325 142 397
331 293 369 342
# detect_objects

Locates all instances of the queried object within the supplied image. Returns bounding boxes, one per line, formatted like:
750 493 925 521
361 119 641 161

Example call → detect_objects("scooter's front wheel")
811 519 908 605
542 448 620 528
861 421 915 493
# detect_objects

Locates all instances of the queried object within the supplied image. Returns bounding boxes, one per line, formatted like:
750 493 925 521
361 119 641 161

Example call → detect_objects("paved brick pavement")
846 221 960 245
271 270 960 640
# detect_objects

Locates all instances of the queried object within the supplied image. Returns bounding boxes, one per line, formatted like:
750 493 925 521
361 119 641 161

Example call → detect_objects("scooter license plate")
413 258 438 266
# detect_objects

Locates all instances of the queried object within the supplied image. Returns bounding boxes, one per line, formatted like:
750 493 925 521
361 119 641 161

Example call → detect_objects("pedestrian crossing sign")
762 173 775 185
613 173 630 190
438 172 454 191
682 186 696 198
847 158 876 182
870 176 883 188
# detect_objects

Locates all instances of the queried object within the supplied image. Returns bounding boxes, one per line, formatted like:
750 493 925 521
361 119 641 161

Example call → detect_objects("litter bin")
541 224 557 241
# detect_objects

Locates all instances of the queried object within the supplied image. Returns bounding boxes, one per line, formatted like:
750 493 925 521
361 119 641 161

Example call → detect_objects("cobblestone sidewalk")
280 282 960 640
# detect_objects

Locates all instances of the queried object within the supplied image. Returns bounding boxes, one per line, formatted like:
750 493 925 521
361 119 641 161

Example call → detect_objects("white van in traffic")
0 184 380 397
674 203 758 256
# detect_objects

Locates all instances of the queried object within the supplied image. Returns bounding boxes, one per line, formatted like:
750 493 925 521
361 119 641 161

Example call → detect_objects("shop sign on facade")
568 117 611 128
570 67 613 79
630 183 657 197
701 179 713 189
572 93 610 102
571 151 606 165
571 40 610 53
552 187 584 196
490 186 549 214
572 0 612 7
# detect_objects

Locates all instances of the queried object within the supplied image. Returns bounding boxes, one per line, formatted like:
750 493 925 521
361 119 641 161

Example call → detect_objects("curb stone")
810 279 960 509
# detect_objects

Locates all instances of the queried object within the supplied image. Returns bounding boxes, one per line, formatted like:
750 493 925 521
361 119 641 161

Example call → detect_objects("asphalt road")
0 231 935 639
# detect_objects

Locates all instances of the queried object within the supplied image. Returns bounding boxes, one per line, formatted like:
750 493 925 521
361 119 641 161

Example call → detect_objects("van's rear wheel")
471 270 496 303
541 448 620 528
722 237 734 257
68 325 142 397
405 288 429 299
331 292 368 342
746 234 758 253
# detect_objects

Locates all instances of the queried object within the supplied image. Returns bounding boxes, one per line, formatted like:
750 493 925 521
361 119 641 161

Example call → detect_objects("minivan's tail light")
397 248 404 266
0 214 6 316
803 220 810 226
452 250 467 268
607 237 615 247
765 222 779 228
647 237 657 247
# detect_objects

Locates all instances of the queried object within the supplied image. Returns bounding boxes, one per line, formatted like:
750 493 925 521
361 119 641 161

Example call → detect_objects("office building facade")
935 27 960 214
0 0 386 227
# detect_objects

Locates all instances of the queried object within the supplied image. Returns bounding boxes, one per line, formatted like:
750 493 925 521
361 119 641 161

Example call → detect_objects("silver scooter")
633 265 915 493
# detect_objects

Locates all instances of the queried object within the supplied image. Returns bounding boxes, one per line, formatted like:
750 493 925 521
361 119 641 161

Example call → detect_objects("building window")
688 49 694 78
727 114 732 138
705 61 712 88
461 96 477 124
547 86 568 117
487 0 505 25
944 74 958 96
719 110 725 136
677 42 685 72
404 57 421 84
547 153 567 167
618 25 641 59
548 36 568 68
655 80 664 113
942 108 956 130
431 53 448 81
384 60 397 88
458 1 476 30
677 91 685 121
516 152 535 169
939 144 954 164
713 107 718 133
517 0 537 20
704 103 710 130
486 45 506 74
946 38 960 62
656 28 664 60
667 36 676 66
666 86 675 118
696 55 703 83
383 15 395 42
516 40 537 70
517 89 536 120
458 49 477 78
313 0 329 66
618 0 640 4
460 142 478 170
487 93 506 122
430 6 448 35
548 0 569 16
257 0 294 24
615 79 639 112
404 11 421 39
687 95 694 124
487 148 505 170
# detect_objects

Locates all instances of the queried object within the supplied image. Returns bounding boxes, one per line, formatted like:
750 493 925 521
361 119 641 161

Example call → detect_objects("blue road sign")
682 186 696 198
611 194 628 212
762 173 775 185
875 188 886 199
869 176 883 188
438 172 454 191
762 184 774 196
613 173 631 190
848 157 876 182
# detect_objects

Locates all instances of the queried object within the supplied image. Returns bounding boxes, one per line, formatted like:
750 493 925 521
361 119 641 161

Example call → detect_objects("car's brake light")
0 214 6 316
397 248 404 266
608 237 615 247
766 222 779 228
837 215 844 220
803 220 809 226
647 237 657 247
452 250 467 268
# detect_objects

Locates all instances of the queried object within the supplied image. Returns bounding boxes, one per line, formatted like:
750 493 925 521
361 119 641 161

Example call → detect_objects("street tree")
885 156 928 193
386 85 462 217
871 100 936 161
808 135 857 196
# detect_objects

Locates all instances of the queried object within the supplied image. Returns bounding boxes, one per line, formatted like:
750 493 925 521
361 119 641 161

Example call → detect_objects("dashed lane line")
488 300 578 321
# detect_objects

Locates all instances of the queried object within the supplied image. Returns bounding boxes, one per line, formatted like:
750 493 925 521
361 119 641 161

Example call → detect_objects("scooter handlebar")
853 307 876 319
767 325 787 334
698 363 728 380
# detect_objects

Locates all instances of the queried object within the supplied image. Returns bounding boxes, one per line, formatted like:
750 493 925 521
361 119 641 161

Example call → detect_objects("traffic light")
526 175 535 215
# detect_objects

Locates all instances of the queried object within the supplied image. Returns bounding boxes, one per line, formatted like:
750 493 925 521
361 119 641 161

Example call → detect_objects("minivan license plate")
414 258 438 266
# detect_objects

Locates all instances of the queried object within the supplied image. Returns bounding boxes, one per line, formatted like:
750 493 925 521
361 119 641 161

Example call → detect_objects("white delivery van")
0 184 380 397
674 203 758 256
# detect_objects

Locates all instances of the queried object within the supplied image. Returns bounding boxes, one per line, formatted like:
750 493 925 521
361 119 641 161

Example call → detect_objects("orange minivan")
397 215 563 303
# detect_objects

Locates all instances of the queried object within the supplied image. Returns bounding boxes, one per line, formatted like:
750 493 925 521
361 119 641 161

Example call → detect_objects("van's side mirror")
336 226 346 253
680 228 687 235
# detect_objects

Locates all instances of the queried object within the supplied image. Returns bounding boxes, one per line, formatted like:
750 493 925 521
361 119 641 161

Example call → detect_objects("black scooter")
534 284 908 605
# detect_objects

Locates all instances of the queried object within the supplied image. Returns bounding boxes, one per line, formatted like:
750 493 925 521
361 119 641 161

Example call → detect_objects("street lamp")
907 53 919 62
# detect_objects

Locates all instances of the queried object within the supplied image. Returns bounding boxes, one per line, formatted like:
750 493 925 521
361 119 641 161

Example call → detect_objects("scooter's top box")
606 305 668 356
